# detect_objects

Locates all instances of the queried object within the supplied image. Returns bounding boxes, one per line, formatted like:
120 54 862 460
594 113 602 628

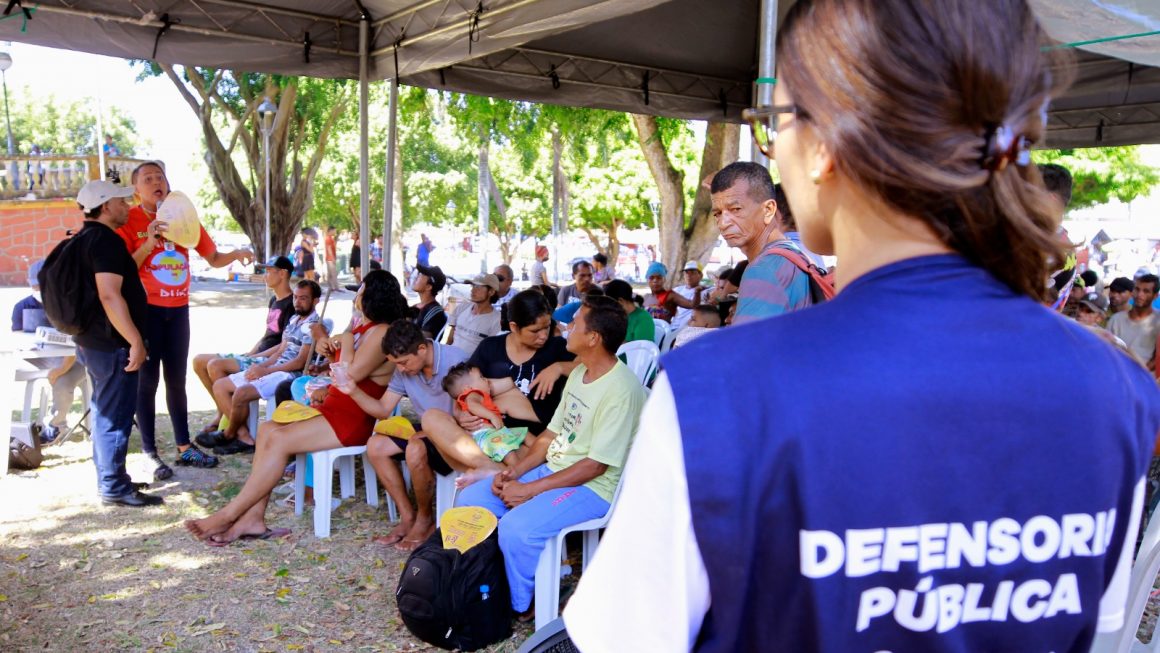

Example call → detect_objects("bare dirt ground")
0 281 536 652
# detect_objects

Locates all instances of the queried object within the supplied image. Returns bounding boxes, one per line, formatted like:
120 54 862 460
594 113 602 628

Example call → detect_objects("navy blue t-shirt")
666 255 1160 653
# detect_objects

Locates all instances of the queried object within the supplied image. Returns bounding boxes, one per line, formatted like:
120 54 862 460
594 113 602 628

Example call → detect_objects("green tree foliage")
5 86 139 156
135 61 349 258
1033 146 1159 211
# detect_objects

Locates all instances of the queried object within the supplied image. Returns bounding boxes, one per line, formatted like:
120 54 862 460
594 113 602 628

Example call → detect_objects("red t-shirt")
118 205 217 308
324 234 337 260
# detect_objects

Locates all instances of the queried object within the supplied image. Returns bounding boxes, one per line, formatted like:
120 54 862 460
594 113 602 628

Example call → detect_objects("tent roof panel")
0 0 1156 147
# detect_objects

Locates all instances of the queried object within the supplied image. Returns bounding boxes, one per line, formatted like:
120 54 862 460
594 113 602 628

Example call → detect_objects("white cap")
77 179 135 212
682 260 702 272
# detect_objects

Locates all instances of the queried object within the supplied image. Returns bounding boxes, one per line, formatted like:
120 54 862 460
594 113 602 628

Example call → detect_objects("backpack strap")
765 243 837 301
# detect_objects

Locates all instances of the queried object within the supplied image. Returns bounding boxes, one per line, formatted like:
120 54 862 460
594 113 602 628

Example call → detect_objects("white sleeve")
563 373 711 652
1097 477 1147 632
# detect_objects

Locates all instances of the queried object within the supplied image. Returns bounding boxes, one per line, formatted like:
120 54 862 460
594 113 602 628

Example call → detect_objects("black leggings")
137 304 191 453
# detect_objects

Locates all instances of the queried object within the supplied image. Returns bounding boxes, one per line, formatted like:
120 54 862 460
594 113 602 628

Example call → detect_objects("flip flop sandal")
394 537 426 552
372 532 406 546
240 527 292 541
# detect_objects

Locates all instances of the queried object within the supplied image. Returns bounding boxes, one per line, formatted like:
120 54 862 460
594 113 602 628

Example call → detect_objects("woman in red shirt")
118 161 253 480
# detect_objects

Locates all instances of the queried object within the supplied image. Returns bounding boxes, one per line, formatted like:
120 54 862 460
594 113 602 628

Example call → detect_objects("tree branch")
159 63 202 116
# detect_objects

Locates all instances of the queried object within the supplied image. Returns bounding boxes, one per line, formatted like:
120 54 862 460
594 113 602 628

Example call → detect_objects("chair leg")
21 379 36 422
534 534 564 632
581 529 601 572
293 453 307 516
247 399 259 440
313 452 334 538
362 452 379 508
338 455 356 499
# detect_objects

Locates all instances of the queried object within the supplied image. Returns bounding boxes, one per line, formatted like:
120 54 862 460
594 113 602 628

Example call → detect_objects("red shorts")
317 378 387 447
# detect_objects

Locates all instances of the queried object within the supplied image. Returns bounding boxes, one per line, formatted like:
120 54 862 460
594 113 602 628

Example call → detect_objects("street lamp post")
0 52 16 189
257 97 277 261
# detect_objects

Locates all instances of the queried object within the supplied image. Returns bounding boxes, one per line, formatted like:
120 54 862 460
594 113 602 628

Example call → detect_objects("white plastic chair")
616 341 660 386
436 469 464 526
293 445 379 538
245 396 275 440
651 318 668 347
533 481 625 631
1089 509 1160 652
659 325 678 353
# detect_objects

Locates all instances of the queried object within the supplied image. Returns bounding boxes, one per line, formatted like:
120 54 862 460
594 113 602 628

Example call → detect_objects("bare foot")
211 518 270 545
184 513 233 541
455 468 500 490
395 515 435 552
372 518 412 546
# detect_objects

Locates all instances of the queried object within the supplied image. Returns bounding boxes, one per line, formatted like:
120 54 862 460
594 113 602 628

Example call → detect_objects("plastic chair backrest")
652 318 668 346
1092 509 1160 653
436 323 451 344
660 326 678 353
616 341 660 386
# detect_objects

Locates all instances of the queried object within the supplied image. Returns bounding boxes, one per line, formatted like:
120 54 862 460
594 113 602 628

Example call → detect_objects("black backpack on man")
38 230 101 336
395 529 511 651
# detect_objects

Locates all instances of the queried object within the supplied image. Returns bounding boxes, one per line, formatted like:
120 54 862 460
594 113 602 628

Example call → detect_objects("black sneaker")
148 453 174 481
175 445 219 468
213 438 256 455
101 490 164 507
194 430 229 449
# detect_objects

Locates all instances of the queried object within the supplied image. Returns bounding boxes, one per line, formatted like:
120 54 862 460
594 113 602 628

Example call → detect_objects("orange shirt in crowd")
118 205 218 308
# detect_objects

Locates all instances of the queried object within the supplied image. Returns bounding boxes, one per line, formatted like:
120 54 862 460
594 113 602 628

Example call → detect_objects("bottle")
479 584 490 601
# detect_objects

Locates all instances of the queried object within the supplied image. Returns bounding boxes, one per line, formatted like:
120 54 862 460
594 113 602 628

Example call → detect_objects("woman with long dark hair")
565 1 1160 651
184 270 408 545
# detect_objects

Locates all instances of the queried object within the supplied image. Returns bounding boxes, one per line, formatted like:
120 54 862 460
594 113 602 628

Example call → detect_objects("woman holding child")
418 289 579 478
184 270 407 545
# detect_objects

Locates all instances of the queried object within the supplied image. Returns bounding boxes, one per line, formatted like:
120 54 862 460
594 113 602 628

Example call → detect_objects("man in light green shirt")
456 295 646 614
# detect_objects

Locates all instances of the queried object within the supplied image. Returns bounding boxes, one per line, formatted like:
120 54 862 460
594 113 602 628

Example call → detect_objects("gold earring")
809 169 821 185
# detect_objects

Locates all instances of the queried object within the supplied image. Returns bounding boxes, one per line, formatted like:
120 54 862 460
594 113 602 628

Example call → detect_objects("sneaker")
194 430 229 449
213 438 255 455
39 425 60 445
175 445 219 469
148 453 174 481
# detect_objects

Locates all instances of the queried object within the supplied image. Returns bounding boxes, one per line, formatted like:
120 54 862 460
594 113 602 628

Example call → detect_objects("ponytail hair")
777 0 1073 301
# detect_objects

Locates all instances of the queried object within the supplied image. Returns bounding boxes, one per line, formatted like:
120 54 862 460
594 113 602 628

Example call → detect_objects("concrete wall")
0 200 85 286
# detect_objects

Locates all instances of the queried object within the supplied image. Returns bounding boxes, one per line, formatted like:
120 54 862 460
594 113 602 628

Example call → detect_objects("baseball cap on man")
683 260 702 272
469 273 500 292
1080 292 1109 315
27 259 44 288
267 256 294 273
416 264 447 293
77 179 135 212
1110 277 1134 293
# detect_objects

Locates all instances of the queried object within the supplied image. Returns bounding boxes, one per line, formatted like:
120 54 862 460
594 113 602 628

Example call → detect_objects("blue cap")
266 256 294 272
645 261 668 279
27 259 44 287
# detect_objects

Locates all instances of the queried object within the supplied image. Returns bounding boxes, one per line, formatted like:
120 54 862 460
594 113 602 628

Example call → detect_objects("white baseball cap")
683 260 702 272
77 179 135 212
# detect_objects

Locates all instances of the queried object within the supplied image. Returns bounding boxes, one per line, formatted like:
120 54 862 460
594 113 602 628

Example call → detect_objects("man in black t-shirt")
191 255 295 436
69 180 161 507
411 264 448 338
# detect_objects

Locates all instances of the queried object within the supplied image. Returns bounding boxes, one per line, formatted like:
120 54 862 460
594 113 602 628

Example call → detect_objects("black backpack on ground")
8 423 44 470
38 230 100 336
395 529 511 651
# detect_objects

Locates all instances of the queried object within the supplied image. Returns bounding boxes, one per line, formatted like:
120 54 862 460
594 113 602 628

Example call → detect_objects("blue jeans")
137 304 191 453
456 464 609 611
77 346 138 498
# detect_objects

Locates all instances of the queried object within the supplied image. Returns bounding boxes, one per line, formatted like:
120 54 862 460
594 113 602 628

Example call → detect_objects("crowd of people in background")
15 2 1160 649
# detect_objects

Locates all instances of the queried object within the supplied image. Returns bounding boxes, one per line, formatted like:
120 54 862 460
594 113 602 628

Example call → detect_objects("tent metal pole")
383 77 399 275
359 13 371 275
754 0 778 167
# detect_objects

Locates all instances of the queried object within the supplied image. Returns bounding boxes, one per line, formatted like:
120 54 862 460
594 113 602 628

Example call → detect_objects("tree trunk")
632 114 686 286
632 117 739 285
162 67 345 260
685 121 740 271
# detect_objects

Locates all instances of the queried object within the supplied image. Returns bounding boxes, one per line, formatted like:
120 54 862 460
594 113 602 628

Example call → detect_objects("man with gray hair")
710 162 813 324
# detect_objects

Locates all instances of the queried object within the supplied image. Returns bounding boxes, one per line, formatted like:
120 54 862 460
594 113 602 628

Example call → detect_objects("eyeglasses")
742 104 806 157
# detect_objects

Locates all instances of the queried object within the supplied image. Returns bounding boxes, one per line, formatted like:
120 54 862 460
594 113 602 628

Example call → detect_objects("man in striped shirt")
711 162 813 324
